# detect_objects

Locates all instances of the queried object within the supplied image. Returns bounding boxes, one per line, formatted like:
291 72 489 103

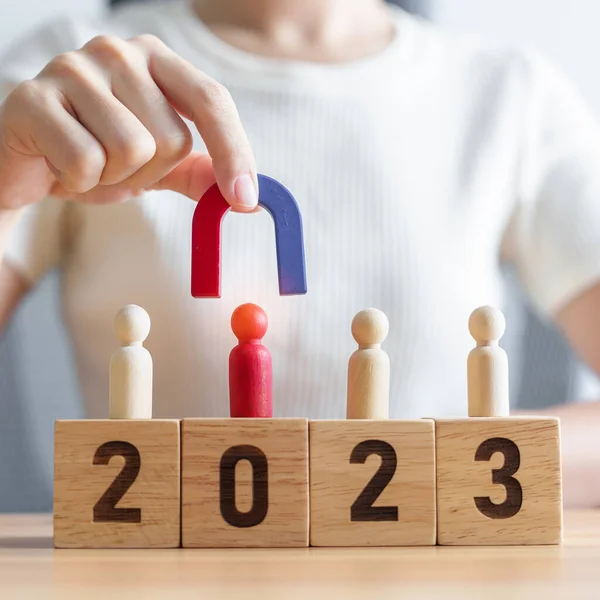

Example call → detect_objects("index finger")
132 35 258 212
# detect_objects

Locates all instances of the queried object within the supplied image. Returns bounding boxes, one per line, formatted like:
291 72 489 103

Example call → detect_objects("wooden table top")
1 511 599 599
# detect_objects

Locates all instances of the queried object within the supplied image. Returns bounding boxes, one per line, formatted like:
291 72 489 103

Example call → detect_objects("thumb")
50 152 216 205
54 152 251 207
150 152 224 205
153 152 258 211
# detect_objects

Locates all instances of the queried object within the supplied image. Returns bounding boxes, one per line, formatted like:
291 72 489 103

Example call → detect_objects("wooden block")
54 419 180 548
435 417 562 545
182 418 309 547
309 419 436 546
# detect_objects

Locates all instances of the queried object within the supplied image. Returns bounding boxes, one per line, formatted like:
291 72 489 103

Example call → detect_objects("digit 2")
92 441 141 523
219 445 268 528
474 437 523 519
350 440 398 522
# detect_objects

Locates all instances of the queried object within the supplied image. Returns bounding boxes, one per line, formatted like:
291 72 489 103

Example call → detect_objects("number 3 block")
309 420 436 546
435 417 562 545
181 418 309 547
54 420 180 548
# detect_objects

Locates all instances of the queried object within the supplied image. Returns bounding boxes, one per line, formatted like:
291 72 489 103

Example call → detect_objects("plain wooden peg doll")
109 304 153 419
347 308 390 419
467 305 509 417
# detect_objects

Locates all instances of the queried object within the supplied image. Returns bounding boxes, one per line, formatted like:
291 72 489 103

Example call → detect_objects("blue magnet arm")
257 174 307 295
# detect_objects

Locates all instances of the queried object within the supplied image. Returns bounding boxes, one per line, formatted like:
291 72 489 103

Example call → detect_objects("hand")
0 34 258 210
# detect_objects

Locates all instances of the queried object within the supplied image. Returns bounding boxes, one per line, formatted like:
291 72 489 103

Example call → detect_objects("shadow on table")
0 536 53 549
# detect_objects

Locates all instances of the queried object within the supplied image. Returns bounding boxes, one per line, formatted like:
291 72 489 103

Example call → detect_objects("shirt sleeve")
504 49 600 316
0 19 81 285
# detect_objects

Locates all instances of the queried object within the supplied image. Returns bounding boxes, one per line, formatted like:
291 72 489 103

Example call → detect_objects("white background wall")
0 0 103 53
432 0 600 112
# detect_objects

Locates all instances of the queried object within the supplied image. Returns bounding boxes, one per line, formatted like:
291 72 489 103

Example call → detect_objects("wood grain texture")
346 349 390 419
435 417 562 545
0 511 598 599
310 419 436 546
54 420 180 548
181 418 309 547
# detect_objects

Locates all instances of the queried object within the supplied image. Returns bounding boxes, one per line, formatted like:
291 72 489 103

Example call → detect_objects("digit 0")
349 440 398 522
92 441 141 523
219 445 269 528
474 437 523 519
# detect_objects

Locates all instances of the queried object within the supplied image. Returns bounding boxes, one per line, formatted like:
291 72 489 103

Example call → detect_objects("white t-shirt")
2 1 600 419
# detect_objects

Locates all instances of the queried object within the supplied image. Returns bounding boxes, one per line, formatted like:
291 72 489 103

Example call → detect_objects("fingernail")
234 173 258 209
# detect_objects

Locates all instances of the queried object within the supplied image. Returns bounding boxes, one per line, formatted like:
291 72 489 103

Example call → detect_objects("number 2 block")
181 418 309 547
54 420 180 548
435 417 562 545
309 420 436 546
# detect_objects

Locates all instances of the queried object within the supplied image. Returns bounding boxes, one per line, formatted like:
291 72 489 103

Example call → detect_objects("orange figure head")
231 303 268 343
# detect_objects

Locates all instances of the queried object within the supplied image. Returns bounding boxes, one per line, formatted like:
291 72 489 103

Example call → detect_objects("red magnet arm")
191 184 230 297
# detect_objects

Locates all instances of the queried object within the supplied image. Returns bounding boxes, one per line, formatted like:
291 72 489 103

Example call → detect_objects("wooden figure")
54 305 180 549
468 306 509 417
310 308 436 547
347 308 390 419
110 304 153 419
435 306 562 546
191 174 307 297
229 303 272 418
181 418 309 547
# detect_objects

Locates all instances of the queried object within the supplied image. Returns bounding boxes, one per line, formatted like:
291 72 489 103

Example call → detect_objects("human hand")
0 34 257 210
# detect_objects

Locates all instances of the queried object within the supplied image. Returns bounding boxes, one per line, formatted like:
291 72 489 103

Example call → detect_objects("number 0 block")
435 417 562 545
54 420 180 548
181 418 309 547
309 420 436 546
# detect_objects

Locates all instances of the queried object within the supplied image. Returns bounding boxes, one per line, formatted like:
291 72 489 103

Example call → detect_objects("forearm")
517 401 600 509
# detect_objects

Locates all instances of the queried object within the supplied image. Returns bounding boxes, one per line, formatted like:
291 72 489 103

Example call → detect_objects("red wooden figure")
229 303 272 418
